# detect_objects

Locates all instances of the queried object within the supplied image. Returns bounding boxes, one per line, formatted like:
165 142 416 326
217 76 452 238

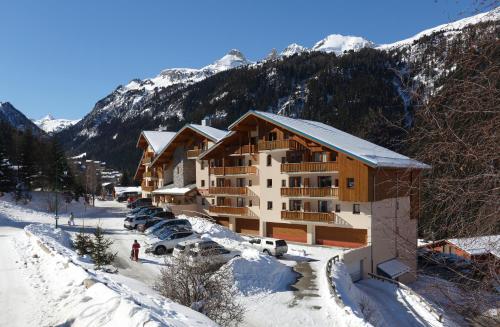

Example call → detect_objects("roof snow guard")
377 259 411 279
227 111 430 169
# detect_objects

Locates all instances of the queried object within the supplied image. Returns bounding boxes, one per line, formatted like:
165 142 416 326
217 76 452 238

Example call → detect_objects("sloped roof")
152 183 197 195
151 124 228 166
227 111 429 169
141 131 177 154
448 235 500 257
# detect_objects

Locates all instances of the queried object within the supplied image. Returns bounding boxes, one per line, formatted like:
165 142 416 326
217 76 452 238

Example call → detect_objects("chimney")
201 116 211 126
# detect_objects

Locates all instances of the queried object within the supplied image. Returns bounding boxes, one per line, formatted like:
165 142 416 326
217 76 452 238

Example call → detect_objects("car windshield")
275 240 287 247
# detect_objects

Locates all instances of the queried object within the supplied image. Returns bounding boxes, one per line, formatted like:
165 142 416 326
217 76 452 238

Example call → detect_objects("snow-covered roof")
188 124 229 142
152 184 197 195
114 186 141 195
141 131 177 154
377 259 411 279
447 235 500 258
228 111 429 169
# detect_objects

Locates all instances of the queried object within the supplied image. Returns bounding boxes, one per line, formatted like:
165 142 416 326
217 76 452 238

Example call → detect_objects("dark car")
151 211 176 220
137 218 164 232
127 197 153 209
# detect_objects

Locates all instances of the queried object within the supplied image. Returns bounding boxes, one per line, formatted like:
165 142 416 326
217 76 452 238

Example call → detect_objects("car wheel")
155 246 167 255
263 249 271 256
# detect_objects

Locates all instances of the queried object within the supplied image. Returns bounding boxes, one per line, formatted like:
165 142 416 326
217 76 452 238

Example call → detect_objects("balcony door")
236 178 245 187
289 176 302 187
236 197 245 208
289 200 302 211
313 152 328 162
318 200 329 213
318 176 332 187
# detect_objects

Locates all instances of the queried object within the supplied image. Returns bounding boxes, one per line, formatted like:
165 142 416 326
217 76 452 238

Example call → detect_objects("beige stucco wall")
370 196 417 282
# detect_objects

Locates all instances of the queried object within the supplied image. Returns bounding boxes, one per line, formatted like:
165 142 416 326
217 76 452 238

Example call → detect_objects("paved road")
0 225 41 326
357 279 431 327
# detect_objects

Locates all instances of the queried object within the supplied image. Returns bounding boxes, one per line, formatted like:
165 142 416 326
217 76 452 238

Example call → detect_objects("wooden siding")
209 206 248 216
338 152 370 202
209 166 257 175
315 226 367 248
209 187 248 195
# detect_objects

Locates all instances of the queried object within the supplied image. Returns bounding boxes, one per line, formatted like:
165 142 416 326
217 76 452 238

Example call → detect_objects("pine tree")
18 129 38 190
0 136 13 193
73 228 94 255
119 170 131 186
90 226 116 269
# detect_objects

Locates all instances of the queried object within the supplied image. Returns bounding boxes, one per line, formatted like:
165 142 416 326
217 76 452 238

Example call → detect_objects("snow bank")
23 223 217 327
228 248 297 295
183 215 245 249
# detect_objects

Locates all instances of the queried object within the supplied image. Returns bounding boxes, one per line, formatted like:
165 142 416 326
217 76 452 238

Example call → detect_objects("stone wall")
172 146 196 187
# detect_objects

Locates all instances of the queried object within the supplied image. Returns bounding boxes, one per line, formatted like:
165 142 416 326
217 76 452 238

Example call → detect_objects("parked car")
145 230 199 255
248 238 288 257
150 211 176 219
124 214 157 230
172 239 221 257
184 246 240 264
126 207 163 219
116 193 129 202
137 218 164 232
127 197 152 209
145 219 192 236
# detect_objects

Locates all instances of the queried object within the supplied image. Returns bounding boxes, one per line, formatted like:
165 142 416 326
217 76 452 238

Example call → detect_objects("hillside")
56 8 499 173
0 102 43 135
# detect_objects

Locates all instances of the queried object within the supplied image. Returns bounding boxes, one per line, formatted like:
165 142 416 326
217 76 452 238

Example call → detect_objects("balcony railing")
281 161 338 173
187 149 202 158
281 210 335 223
142 157 152 164
144 171 153 178
281 187 339 198
209 187 248 195
258 139 299 151
141 185 155 192
231 144 257 155
209 206 248 216
209 166 257 175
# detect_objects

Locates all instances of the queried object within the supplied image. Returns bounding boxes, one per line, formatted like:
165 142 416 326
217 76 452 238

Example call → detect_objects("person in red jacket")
131 240 141 261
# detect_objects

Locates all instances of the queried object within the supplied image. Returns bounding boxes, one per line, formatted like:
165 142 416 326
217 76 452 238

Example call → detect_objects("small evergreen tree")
119 170 130 186
90 226 116 269
0 137 13 192
73 228 94 255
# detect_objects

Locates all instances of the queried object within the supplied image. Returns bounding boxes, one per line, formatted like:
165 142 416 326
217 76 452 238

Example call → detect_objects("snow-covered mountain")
32 114 80 134
120 49 252 94
311 34 374 54
0 102 43 134
280 43 307 57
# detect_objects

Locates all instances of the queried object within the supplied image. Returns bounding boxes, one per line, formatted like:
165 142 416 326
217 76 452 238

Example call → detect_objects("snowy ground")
0 192 456 327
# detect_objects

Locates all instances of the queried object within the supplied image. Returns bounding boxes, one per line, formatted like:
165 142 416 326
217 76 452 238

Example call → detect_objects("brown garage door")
266 222 307 243
315 226 367 248
235 218 259 236
214 217 230 228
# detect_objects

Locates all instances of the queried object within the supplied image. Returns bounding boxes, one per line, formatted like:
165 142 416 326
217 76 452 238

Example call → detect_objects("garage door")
266 222 307 243
315 226 367 248
214 217 230 228
235 218 259 236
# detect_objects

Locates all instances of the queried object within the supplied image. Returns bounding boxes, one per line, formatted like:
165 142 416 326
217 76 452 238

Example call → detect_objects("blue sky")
0 0 486 120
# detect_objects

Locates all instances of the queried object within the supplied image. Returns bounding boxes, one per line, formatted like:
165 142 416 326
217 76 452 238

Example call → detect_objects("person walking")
68 212 75 226
131 240 141 261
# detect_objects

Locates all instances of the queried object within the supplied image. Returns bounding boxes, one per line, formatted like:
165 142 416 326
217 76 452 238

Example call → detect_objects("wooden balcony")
144 171 154 178
209 187 248 195
209 206 248 216
231 144 257 155
187 149 202 158
281 211 335 223
281 187 339 198
281 161 338 173
258 139 299 151
142 157 152 164
209 166 257 175
141 185 155 192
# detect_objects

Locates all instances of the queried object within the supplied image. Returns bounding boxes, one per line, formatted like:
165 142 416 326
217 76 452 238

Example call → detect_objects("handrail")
367 273 443 322
325 255 346 308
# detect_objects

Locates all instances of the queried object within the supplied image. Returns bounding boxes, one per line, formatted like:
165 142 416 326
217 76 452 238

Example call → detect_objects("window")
237 158 243 166
318 176 332 187
318 200 329 213
266 154 272 166
266 241 273 245
249 200 253 207
353 204 360 214
211 180 215 187
248 179 252 186
289 176 301 187
211 199 215 205
347 178 355 188
282 202 286 210
268 132 277 141
267 179 272 188
281 157 286 164
216 178 225 187
236 178 245 187
290 200 302 211
177 167 180 174
200 160 205 170
267 201 273 210
313 152 327 162
335 204 341 213
334 179 339 187
248 160 252 166
201 198 206 206
236 197 245 207
201 180 205 187
281 179 286 187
